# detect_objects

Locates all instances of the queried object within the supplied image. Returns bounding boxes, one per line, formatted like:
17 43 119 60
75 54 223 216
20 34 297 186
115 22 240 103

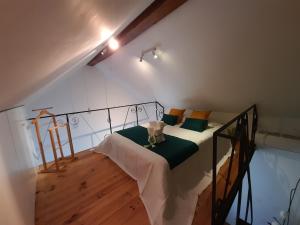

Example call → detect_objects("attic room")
0 0 299 225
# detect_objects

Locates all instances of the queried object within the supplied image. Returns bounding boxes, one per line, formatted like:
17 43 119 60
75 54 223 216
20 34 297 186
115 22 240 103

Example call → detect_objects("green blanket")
116 126 198 169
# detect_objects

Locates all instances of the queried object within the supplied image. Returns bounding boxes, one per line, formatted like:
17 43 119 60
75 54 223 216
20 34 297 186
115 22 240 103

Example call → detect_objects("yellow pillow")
190 110 211 120
169 108 186 124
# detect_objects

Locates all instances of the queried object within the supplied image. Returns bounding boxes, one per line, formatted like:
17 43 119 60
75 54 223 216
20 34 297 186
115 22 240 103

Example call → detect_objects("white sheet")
95 123 231 225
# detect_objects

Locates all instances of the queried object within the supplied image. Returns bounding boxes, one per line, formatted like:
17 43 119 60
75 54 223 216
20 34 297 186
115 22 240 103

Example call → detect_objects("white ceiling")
98 0 300 117
0 0 153 111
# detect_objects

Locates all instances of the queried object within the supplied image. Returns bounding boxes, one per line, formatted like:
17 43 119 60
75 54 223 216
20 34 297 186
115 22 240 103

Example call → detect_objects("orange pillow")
190 110 211 120
169 108 186 123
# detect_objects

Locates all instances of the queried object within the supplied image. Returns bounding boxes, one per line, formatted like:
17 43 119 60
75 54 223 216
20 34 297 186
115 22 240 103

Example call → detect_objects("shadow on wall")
180 97 214 111
0 107 36 225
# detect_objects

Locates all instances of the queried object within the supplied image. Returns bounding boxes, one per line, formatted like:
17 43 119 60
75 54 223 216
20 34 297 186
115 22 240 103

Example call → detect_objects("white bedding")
95 122 231 225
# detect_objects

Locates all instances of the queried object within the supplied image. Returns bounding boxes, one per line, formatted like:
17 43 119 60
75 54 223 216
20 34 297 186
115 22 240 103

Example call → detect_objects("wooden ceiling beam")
87 0 188 66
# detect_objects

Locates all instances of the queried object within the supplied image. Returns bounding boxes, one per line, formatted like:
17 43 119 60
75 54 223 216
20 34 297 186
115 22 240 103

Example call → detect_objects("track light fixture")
140 47 158 62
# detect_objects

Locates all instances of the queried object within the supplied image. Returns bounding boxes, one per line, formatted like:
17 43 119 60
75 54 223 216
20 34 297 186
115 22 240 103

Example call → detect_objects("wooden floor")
36 150 236 225
35 150 150 225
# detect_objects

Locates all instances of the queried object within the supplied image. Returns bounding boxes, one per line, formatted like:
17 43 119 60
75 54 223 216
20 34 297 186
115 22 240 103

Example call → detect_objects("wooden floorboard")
36 150 236 225
35 150 150 225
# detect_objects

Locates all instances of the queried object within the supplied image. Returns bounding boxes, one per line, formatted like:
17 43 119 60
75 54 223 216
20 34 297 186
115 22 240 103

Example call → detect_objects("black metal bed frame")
212 105 258 225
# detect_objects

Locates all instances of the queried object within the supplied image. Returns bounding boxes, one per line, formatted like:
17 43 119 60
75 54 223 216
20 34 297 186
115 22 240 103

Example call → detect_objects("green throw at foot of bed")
117 126 198 169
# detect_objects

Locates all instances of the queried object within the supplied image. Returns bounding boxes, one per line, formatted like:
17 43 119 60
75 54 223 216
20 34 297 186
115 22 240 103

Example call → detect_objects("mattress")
95 122 231 225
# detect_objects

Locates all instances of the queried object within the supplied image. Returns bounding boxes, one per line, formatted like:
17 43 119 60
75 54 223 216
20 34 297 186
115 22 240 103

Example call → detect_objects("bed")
95 122 231 225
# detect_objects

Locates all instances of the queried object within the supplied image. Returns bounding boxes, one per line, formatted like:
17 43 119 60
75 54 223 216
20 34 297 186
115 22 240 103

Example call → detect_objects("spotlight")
140 47 158 62
153 50 158 59
108 38 119 50
99 48 107 56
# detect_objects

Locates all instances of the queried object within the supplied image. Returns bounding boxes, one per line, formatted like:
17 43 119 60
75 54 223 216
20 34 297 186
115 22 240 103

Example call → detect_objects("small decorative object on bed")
151 121 166 144
146 121 166 147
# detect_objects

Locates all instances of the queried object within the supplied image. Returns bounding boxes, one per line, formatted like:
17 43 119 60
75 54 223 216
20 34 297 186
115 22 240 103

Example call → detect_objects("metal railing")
28 101 164 160
212 105 258 225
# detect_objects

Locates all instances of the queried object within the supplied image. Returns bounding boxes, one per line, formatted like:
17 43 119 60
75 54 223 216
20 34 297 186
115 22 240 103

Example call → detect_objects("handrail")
29 101 164 167
212 104 258 225
214 104 256 135
27 101 161 120
29 101 164 150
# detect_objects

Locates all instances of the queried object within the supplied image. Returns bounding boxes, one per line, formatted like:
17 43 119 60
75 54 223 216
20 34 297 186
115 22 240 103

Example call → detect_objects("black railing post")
135 105 139 125
245 168 253 223
236 117 247 225
66 114 74 146
107 108 112 134
251 105 258 148
155 102 158 120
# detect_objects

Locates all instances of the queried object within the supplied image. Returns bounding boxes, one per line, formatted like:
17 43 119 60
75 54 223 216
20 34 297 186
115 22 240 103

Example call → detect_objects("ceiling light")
108 38 119 50
100 28 112 41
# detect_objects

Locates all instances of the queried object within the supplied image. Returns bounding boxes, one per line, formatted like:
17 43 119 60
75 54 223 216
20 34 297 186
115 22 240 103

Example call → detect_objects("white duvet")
95 123 231 225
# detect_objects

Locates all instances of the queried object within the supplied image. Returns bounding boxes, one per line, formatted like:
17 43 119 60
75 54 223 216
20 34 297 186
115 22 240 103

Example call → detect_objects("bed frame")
212 105 258 225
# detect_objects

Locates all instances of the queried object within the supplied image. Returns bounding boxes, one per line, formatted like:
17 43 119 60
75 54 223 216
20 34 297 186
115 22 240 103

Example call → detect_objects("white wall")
0 106 36 225
96 0 300 137
226 145 300 225
24 66 154 117
23 65 157 163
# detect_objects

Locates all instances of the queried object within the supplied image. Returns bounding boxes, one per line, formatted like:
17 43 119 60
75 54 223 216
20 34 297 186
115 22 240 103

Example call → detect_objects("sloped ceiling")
0 0 153 111
98 0 300 117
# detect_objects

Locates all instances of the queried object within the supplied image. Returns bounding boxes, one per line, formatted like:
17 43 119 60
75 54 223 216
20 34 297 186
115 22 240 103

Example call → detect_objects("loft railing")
28 101 164 163
212 105 258 225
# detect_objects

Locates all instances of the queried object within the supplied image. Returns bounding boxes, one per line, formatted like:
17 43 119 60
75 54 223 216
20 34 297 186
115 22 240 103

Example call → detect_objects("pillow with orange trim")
169 108 186 124
190 110 211 120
